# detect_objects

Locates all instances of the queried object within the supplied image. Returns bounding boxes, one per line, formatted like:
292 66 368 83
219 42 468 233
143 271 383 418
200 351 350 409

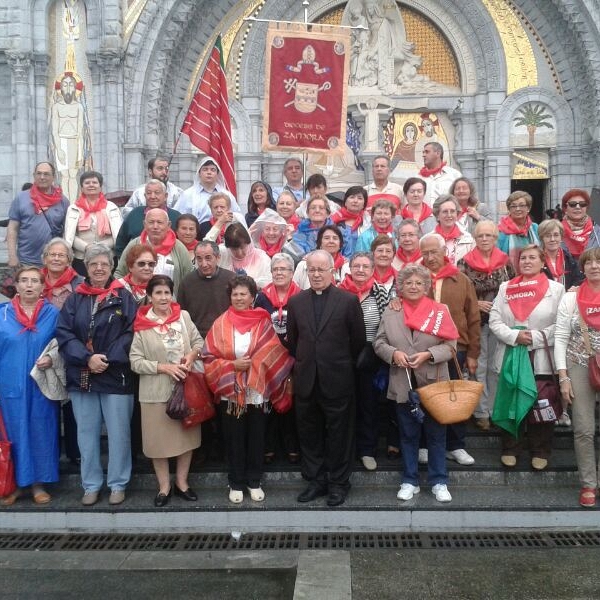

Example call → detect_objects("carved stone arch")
494 87 574 148
229 97 253 153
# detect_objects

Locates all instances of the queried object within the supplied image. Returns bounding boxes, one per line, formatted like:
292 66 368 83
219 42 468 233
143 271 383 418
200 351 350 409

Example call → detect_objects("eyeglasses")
509 204 529 210
46 252 67 258
272 267 292 273
307 267 332 274
135 261 157 268
567 201 588 209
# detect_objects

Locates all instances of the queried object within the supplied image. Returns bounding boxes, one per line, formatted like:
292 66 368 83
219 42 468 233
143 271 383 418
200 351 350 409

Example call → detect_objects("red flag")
180 35 237 197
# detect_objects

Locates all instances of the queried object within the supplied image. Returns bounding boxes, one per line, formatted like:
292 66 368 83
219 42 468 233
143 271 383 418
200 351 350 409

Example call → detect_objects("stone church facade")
0 0 599 221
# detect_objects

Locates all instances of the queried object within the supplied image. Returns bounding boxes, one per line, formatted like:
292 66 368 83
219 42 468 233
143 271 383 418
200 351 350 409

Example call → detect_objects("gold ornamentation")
124 0 149 38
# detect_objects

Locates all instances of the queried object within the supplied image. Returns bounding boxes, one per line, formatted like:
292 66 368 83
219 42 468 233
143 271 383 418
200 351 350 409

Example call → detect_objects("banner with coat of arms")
262 23 350 155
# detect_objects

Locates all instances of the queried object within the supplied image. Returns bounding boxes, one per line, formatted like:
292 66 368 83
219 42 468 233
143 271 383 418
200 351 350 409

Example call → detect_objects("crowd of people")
1 151 599 510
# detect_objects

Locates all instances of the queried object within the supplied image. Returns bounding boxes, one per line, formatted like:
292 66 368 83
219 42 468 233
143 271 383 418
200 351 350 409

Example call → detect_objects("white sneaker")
446 449 475 465
418 449 428 464
432 484 452 502
247 486 265 502
397 483 420 501
361 456 377 471
228 488 243 504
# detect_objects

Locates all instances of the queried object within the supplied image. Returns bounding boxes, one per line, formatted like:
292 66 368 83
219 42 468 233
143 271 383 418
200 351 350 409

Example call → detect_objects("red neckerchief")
133 302 181 332
430 257 459 284
562 218 593 258
286 214 301 231
577 280 600 329
373 223 393 235
226 306 271 334
11 297 45 333
209 217 227 244
76 279 124 303
122 273 148 298
462 247 509 275
339 274 375 297
42 266 78 300
75 193 111 236
373 266 396 284
545 248 565 280
498 215 532 236
182 239 198 251
395 247 421 265
332 207 364 232
401 203 433 223
435 223 462 241
332 252 345 271
140 229 177 256
259 234 285 258
419 162 447 178
29 184 63 214
261 281 302 320
505 274 549 321
402 296 459 340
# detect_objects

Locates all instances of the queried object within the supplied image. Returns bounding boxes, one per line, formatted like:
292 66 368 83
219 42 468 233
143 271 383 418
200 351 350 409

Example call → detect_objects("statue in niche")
356 97 392 152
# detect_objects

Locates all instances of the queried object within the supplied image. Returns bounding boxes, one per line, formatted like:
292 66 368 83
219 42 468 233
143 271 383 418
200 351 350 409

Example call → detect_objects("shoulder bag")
578 314 600 390
0 409 16 498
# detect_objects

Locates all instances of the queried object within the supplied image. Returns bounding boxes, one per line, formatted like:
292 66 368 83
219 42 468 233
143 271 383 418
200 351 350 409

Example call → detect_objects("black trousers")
264 409 299 456
295 380 354 492
220 402 267 490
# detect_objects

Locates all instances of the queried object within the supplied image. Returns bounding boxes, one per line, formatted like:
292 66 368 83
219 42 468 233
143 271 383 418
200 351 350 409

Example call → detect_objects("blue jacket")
56 284 137 394
292 218 332 255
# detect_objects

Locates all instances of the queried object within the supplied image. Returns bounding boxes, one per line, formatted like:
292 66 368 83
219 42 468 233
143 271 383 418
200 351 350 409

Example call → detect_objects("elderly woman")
245 181 275 227
374 264 458 502
340 252 385 471
175 213 201 260
292 197 332 256
449 177 492 234
218 222 271 289
202 275 294 504
458 221 514 430
56 243 137 506
331 185 370 258
255 254 302 464
489 244 564 471
249 209 288 258
130 275 203 507
356 200 396 252
400 177 436 235
117 244 158 305
198 192 246 245
560 189 600 260
538 219 581 290
370 234 397 292
432 194 475 265
0 267 60 505
276 190 301 235
392 219 422 271
555 248 600 507
293 224 350 289
497 190 540 271
63 171 122 275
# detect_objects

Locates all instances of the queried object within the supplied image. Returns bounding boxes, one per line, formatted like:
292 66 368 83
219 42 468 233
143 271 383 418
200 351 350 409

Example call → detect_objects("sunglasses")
135 261 157 268
567 201 588 209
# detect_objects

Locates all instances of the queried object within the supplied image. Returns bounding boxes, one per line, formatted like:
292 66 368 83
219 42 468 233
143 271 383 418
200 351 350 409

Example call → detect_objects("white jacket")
64 201 122 253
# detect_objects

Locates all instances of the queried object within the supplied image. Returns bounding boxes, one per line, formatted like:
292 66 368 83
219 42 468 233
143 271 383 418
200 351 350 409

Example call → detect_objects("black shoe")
297 483 328 503
174 485 198 501
154 488 172 507
287 452 300 465
326 490 347 507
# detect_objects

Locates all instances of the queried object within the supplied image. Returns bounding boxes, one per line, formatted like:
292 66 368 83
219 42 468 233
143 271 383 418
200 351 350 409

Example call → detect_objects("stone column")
33 53 50 161
7 52 33 187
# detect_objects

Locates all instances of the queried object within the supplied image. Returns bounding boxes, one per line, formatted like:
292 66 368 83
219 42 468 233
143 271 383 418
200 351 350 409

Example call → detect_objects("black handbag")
527 332 563 424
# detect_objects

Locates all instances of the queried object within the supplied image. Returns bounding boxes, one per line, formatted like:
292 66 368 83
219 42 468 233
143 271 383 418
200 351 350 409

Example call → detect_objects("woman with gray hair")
432 194 475 265
538 218 581 290
449 177 492 234
374 264 459 502
255 253 302 464
56 243 137 507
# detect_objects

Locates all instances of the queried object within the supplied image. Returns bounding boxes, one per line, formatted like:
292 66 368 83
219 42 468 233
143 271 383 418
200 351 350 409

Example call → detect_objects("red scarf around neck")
505 274 549 322
259 234 285 258
402 296 459 340
133 302 181 332
332 207 364 232
562 217 593 258
373 266 396 284
395 247 421 266
122 273 148 298
75 193 111 236
339 274 375 297
544 248 565 280
140 229 177 256
401 203 433 223
419 162 447 178
435 223 462 241
29 184 63 214
226 306 271 334
261 281 301 320
332 252 345 271
430 257 459 284
182 239 198 252
498 215 532 236
462 247 509 275
577 280 600 329
42 266 78 300
209 217 227 244
372 222 393 235
11 297 45 333
286 214 301 230
76 279 124 303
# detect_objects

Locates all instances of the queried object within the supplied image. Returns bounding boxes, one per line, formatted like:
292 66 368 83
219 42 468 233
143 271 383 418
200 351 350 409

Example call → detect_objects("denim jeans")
396 402 447 486
70 391 134 492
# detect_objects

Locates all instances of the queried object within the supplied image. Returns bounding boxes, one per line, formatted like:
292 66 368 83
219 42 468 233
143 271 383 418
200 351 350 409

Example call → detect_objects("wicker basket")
417 379 483 425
